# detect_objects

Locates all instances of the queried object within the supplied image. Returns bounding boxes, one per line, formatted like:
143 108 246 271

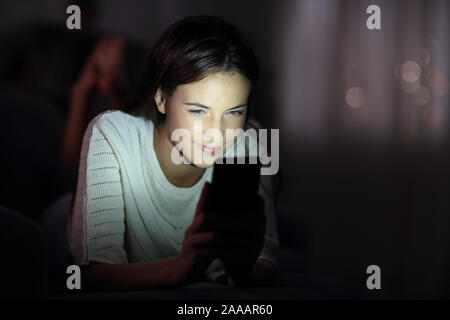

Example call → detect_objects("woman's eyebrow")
184 102 247 110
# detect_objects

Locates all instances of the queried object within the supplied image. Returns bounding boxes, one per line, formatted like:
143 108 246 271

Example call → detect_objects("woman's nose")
201 119 224 144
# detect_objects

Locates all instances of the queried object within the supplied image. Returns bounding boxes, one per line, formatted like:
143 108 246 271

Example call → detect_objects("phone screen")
204 157 261 213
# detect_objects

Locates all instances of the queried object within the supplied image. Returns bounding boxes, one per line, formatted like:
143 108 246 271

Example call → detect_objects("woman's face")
157 71 251 168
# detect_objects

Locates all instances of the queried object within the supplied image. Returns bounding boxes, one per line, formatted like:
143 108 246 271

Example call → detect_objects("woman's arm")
72 174 220 292
81 184 222 292
81 258 180 292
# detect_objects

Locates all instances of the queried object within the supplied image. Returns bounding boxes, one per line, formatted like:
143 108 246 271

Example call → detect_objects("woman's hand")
90 37 125 98
71 36 125 104
171 182 221 286
172 182 266 286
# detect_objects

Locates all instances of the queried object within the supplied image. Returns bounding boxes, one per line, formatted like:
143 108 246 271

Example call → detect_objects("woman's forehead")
173 72 251 107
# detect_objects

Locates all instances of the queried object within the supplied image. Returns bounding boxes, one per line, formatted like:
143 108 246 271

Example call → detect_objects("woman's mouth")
197 143 222 155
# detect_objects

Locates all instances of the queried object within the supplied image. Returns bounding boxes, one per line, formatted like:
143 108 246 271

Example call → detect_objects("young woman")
66 15 279 291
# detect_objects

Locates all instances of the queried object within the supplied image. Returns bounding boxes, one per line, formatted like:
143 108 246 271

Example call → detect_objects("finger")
189 231 241 249
188 231 216 248
189 208 210 235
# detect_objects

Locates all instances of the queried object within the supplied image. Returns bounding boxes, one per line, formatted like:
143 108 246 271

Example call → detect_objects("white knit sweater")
67 110 279 282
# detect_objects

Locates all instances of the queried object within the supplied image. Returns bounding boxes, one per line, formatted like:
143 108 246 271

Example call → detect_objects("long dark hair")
123 15 259 125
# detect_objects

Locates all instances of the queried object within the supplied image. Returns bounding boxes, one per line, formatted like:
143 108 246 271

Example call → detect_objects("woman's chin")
192 159 216 168
190 154 221 168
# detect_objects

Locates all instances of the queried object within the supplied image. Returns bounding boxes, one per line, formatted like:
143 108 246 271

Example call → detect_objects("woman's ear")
154 87 166 114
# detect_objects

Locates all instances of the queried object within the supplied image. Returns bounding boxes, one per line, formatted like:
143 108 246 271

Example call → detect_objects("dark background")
0 0 449 299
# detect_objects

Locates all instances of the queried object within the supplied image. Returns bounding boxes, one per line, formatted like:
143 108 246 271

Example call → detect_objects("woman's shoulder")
94 109 151 129
91 109 154 142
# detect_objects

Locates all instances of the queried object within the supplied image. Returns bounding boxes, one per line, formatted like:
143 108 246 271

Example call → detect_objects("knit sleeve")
257 174 280 272
68 113 128 266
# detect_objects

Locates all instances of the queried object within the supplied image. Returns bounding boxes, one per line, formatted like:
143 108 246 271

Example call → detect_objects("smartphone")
204 156 261 213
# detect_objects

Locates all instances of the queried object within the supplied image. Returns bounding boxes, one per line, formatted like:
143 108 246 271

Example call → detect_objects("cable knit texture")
67 110 279 282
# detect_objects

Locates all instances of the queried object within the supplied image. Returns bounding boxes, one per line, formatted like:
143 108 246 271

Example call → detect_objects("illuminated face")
156 71 251 168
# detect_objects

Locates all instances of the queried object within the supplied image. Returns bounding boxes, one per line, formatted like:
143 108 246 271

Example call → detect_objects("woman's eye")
188 109 205 115
228 110 244 116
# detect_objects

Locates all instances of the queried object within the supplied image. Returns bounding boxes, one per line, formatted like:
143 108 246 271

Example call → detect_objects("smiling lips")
197 143 222 155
